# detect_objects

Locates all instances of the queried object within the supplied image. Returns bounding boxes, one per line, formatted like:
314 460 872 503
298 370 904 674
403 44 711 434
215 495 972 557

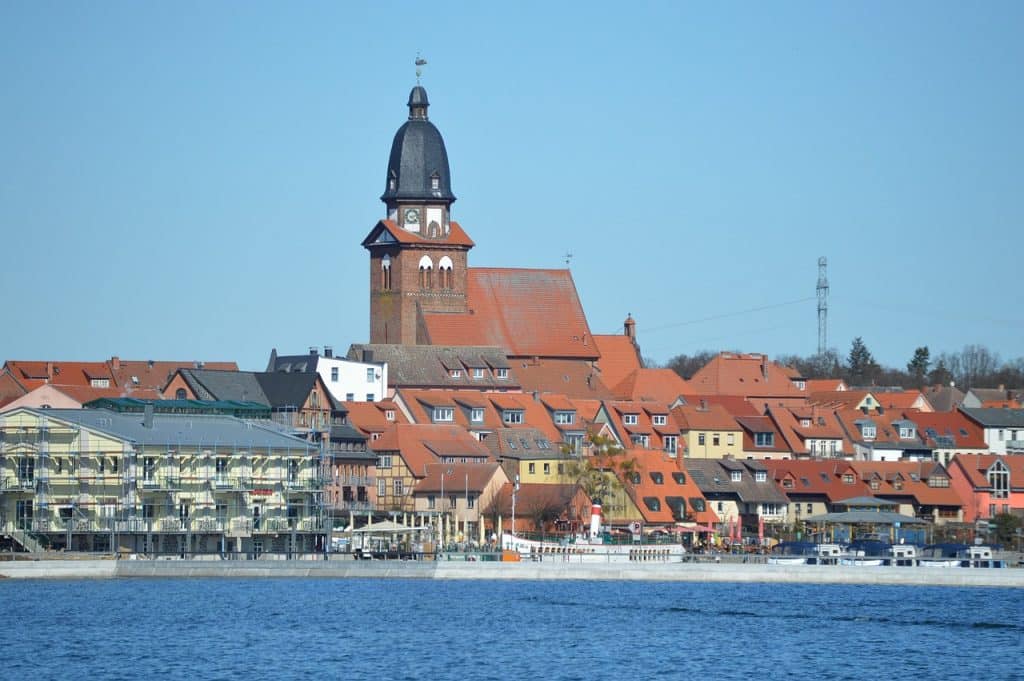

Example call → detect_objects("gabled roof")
806 379 847 392
422 268 599 360
764 405 845 453
734 415 790 455
346 344 517 390
848 461 965 507
370 424 492 475
3 359 237 393
684 458 791 504
172 369 267 404
343 400 405 435
904 410 987 449
621 451 716 525
671 402 740 432
592 334 642 390
611 368 690 406
687 353 806 398
949 454 1024 490
414 462 506 495
762 460 869 502
0 369 29 408
960 407 1024 428
255 372 329 410
874 390 927 410
510 358 611 399
921 385 965 412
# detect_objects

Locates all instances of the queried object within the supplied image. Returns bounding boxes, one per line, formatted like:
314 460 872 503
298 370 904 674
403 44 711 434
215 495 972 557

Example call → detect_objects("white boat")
767 542 842 565
501 503 687 563
918 544 1006 568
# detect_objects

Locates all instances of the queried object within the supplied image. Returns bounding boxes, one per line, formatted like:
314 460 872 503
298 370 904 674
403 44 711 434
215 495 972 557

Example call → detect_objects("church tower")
362 85 474 345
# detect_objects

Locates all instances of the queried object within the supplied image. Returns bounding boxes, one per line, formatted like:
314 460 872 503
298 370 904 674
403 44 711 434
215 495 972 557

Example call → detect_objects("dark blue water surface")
0 578 1020 680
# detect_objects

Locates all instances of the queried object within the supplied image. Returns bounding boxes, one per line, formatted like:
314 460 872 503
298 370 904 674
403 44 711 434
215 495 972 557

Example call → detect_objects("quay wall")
2 559 1023 588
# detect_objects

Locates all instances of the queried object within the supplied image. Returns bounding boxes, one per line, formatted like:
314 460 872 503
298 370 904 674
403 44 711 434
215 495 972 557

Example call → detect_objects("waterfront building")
946 453 1024 523
0 407 323 556
762 459 870 526
671 401 744 459
684 457 790 537
413 462 508 545
763 404 846 459
848 461 964 524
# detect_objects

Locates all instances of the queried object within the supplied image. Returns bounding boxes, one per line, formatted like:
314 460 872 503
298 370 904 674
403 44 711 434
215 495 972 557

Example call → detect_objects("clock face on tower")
404 208 420 224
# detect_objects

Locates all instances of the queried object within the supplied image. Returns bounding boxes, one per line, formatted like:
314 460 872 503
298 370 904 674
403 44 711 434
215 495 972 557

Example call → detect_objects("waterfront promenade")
2 558 1023 587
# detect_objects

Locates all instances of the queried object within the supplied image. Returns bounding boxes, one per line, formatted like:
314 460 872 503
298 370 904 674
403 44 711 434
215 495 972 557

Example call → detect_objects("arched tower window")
438 256 453 290
175 388 187 400
381 255 392 290
418 255 433 289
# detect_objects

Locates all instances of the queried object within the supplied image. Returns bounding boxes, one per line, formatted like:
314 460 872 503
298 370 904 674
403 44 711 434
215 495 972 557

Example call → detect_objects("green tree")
564 434 637 519
928 358 953 387
907 346 930 386
846 337 879 385
992 512 1022 547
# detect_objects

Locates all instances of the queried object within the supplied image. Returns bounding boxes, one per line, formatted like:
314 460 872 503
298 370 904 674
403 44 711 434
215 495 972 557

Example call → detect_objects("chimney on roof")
309 346 318 356
761 356 769 380
111 356 121 370
46 362 53 381
143 402 154 429
324 346 333 358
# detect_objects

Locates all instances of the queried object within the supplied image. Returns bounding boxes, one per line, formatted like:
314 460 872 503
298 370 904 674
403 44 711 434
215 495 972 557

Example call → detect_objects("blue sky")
2 2 1022 372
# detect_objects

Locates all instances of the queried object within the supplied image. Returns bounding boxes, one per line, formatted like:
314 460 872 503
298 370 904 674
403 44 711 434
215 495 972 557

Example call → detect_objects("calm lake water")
0 578 1020 680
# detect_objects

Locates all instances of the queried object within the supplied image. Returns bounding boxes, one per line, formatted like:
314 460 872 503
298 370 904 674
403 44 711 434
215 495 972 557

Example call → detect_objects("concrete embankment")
2 558 1023 587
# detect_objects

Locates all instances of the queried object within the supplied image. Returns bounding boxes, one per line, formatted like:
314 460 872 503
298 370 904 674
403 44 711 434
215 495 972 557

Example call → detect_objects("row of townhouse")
0 406 324 556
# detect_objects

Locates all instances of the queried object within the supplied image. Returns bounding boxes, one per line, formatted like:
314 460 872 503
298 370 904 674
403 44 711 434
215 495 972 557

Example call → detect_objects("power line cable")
633 296 816 335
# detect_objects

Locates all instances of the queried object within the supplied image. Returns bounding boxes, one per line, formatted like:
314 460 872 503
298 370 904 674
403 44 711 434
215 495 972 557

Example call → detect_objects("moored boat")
767 542 841 565
917 544 1006 568
501 502 688 563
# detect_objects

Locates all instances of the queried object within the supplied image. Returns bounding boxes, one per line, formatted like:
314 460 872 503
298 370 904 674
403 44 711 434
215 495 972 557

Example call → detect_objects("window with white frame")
623 414 638 425
631 434 649 448
755 432 774 447
472 368 484 379
450 369 462 379
433 407 454 423
495 368 508 380
377 455 392 469
730 470 742 482
554 411 575 425
331 367 339 382
762 503 782 515
755 470 767 482
377 479 386 497
393 479 403 496
564 433 583 454
727 433 735 446
528 463 535 474
652 414 667 426
366 368 375 382
503 410 523 425
663 435 678 455
427 495 436 509
543 463 550 475
470 408 484 423
861 424 876 439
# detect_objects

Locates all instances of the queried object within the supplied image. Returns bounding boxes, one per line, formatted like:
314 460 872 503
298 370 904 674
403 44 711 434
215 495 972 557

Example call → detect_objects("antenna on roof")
415 54 427 84
564 252 573 267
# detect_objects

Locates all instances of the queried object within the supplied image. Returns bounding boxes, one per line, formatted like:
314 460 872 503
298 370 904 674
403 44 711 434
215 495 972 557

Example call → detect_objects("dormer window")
503 410 523 425
842 473 855 484
755 471 767 482
870 479 880 490
90 378 110 388
472 368 484 380
898 426 915 439
730 471 742 482
449 369 462 379
495 368 508 380
430 172 440 191
754 432 774 447
861 424 876 439
650 472 664 484
652 415 667 426
432 407 454 423
623 414 638 426
470 408 484 423
782 478 794 488
801 418 811 427
385 409 395 422
554 411 575 425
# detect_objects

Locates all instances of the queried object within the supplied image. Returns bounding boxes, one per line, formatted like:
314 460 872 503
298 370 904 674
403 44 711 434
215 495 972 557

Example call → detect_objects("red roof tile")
592 334 642 390
688 353 806 398
423 268 599 360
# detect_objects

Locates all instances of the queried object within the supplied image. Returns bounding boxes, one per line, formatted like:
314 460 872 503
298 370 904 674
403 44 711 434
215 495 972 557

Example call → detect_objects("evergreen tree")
907 346 931 386
846 337 878 385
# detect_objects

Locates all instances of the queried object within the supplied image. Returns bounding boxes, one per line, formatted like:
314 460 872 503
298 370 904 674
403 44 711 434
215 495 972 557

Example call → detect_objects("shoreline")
2 559 1023 587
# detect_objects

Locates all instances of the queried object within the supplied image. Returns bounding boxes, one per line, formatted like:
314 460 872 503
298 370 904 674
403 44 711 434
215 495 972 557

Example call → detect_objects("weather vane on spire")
415 54 427 84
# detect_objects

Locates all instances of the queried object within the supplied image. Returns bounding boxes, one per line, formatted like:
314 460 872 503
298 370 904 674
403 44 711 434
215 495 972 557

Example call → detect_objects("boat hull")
501 534 686 563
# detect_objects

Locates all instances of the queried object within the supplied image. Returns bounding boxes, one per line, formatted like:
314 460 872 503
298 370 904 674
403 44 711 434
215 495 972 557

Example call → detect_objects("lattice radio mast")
817 256 829 355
